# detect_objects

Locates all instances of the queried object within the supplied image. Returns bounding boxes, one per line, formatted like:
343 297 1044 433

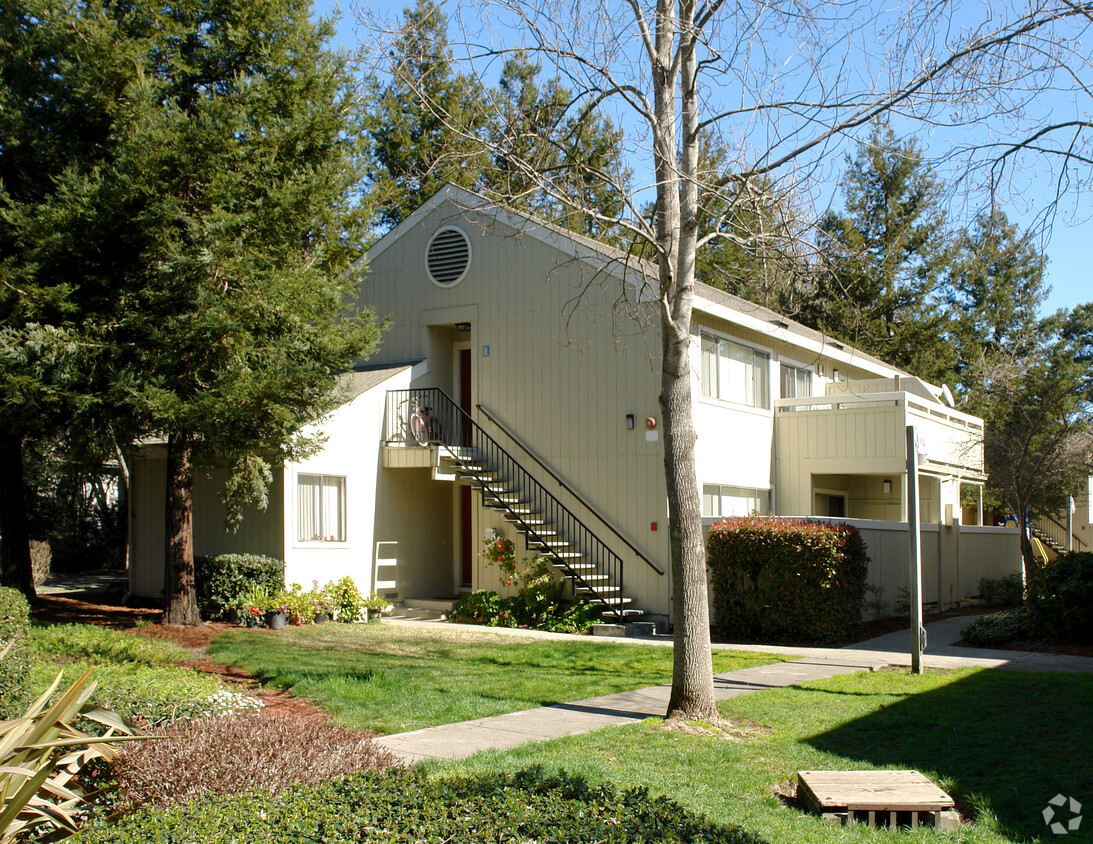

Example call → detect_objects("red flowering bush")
707 516 869 645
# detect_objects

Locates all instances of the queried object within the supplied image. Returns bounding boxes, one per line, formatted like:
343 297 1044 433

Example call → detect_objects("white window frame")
699 331 772 410
779 360 813 399
702 484 771 518
296 473 347 544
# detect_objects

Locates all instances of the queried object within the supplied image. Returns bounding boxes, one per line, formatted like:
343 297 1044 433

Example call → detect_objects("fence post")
906 425 924 674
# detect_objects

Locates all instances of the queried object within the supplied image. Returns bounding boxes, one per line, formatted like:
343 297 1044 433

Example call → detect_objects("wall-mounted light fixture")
833 368 840 383
883 479 892 495
625 413 635 430
818 364 826 377
455 322 471 332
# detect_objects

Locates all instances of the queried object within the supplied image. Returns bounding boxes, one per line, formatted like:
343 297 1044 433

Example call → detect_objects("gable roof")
364 184 911 382
335 363 413 404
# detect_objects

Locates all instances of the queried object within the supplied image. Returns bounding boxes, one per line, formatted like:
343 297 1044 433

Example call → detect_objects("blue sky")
317 0 1090 316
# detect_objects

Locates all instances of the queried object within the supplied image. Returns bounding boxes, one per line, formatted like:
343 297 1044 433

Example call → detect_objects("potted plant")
310 580 333 623
240 586 271 628
362 590 394 623
265 593 289 630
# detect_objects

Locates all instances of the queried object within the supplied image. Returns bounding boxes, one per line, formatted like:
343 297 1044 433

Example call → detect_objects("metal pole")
1068 495 1075 552
906 425 924 674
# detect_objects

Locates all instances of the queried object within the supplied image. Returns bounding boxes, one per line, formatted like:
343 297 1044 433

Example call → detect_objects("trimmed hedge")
1027 551 1093 644
708 516 869 645
78 767 762 843
0 586 30 717
195 554 285 621
961 607 1033 646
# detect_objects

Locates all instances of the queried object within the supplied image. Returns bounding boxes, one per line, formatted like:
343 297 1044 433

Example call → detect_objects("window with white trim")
702 485 771 517
700 334 770 409
297 474 346 542
780 363 812 399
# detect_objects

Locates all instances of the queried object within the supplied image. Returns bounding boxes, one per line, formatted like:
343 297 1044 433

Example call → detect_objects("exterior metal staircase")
1030 511 1089 558
384 388 661 620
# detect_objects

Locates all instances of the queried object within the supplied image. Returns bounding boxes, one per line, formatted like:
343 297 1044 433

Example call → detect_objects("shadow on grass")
804 669 1092 842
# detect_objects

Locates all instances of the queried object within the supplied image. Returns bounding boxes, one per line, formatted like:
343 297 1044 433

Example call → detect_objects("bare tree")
360 0 1093 719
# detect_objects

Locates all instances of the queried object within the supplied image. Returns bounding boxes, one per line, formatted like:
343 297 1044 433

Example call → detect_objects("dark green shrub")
451 589 600 633
708 516 869 645
0 586 31 717
195 554 284 621
978 572 1024 607
78 767 762 843
1027 551 1093 644
961 607 1033 646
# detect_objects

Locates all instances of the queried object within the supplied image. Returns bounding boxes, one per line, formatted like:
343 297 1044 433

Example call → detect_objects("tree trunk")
0 431 36 599
657 0 717 720
163 432 201 626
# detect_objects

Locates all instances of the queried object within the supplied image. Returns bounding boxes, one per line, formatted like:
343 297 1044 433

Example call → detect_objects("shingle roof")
334 363 413 405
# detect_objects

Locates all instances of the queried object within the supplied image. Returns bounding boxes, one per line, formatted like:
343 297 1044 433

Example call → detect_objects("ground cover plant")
112 710 398 809
76 767 762 843
435 667 1092 844
207 623 784 734
25 623 250 727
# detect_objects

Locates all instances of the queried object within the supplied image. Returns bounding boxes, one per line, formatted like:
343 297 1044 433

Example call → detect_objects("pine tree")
815 122 955 383
364 0 488 230
692 134 810 313
945 209 1048 388
487 51 629 239
2 0 381 621
0 0 150 596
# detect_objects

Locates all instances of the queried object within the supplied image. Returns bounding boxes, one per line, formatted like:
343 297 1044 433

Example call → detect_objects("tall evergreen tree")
364 0 488 230
692 134 810 313
0 0 150 596
945 209 1048 389
815 123 955 383
487 51 629 239
2 0 381 622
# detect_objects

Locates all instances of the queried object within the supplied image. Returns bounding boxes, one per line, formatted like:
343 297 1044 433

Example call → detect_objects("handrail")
475 403 664 576
384 388 634 618
1031 510 1090 553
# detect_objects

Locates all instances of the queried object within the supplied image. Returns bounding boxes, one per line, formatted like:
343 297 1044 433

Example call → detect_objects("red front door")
460 484 473 587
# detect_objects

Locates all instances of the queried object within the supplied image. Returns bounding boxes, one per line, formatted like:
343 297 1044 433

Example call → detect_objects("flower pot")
313 612 330 625
265 610 287 630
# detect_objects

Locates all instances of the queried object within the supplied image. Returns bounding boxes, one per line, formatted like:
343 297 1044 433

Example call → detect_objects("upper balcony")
774 379 985 480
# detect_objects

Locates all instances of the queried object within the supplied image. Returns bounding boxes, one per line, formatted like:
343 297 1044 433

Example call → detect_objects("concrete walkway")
374 614 1093 765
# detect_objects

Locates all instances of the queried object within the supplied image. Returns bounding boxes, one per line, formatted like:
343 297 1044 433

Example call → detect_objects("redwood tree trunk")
0 430 35 599
163 432 201 626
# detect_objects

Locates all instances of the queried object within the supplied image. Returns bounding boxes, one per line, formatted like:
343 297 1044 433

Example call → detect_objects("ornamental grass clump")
708 516 869 645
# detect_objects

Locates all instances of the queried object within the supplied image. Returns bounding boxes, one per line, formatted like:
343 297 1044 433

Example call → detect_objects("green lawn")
432 667 1093 844
206 623 784 734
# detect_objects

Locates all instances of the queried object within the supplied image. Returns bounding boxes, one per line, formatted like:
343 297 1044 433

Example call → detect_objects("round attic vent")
426 226 472 288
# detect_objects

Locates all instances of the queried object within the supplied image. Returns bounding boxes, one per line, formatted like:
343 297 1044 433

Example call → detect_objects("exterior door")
456 340 473 587
460 485 473 587
457 346 472 446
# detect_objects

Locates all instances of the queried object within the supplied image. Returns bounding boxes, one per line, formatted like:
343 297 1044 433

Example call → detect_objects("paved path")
375 614 1093 765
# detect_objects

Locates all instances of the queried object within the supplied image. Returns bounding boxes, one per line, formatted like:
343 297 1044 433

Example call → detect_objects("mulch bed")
30 594 338 723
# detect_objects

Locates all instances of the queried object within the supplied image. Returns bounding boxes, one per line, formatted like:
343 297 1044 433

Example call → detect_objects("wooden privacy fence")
703 517 1022 619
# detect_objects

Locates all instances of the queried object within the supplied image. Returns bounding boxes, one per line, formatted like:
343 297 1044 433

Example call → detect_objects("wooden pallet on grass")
797 770 960 830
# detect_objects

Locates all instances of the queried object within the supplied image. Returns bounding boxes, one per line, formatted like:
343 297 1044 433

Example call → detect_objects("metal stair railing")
475 403 664 576
1030 511 1089 554
384 388 631 618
